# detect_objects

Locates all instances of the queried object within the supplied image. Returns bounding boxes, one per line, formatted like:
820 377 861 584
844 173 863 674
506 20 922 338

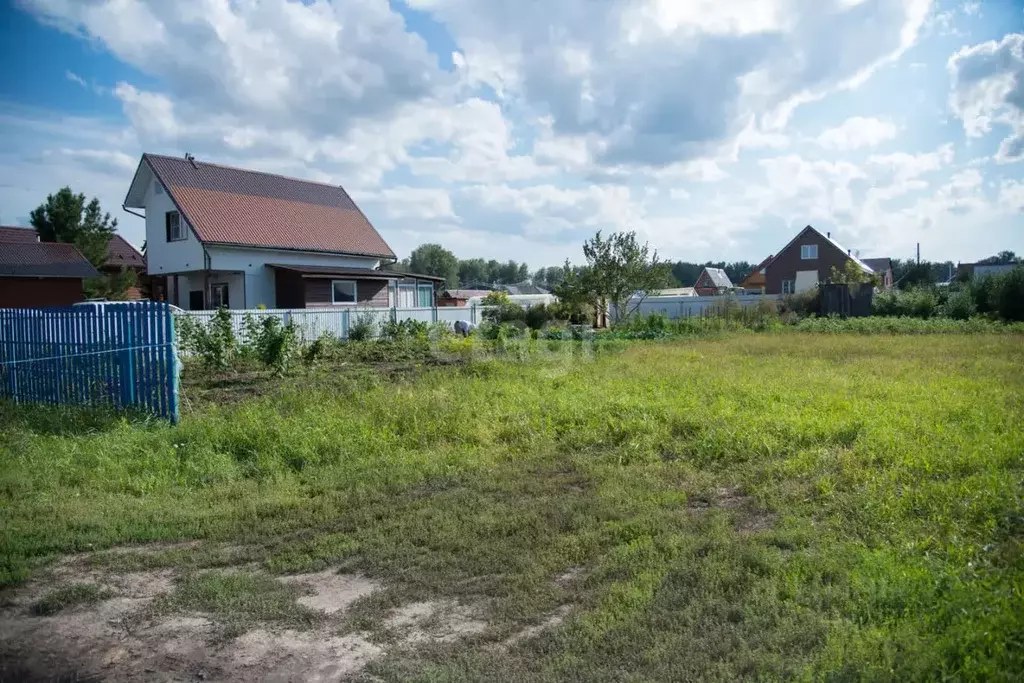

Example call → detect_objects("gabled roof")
0 242 100 278
0 227 145 269
862 257 892 273
125 154 395 259
0 226 39 243
106 233 145 268
499 284 550 296
765 225 874 274
738 255 773 286
698 267 733 288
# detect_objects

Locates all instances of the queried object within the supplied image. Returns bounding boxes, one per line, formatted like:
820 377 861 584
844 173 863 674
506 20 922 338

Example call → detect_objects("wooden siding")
303 277 390 308
764 227 856 295
0 277 85 308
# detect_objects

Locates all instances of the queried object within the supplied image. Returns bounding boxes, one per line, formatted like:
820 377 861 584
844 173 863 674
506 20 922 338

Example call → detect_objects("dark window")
211 283 229 309
189 290 205 310
166 211 185 242
331 280 357 304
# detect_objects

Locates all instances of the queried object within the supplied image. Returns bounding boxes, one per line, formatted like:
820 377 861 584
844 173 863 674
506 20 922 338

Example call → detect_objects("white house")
123 153 441 310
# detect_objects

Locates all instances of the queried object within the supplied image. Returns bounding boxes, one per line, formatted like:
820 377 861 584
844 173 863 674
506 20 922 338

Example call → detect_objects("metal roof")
138 154 396 259
442 289 493 299
862 258 891 273
267 264 445 281
701 267 733 288
0 242 100 278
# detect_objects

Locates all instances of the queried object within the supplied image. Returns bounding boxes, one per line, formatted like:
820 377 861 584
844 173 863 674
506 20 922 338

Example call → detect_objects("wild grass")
31 583 113 616
2 333 1023 680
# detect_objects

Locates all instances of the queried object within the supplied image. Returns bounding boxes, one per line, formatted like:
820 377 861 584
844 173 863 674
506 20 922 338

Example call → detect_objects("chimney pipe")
827 231 830 238
847 249 851 255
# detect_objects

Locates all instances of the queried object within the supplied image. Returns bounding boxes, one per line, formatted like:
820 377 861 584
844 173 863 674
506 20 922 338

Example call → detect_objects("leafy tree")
978 251 1018 265
828 260 879 288
560 231 671 326
408 243 459 286
458 258 491 287
670 260 753 287
532 266 566 289
30 187 116 269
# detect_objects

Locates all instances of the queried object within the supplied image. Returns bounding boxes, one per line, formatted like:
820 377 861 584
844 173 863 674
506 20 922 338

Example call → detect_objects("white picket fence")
176 305 489 342
619 294 781 320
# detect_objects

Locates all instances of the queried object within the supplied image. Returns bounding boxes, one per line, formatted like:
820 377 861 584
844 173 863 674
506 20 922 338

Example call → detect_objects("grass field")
2 333 1023 680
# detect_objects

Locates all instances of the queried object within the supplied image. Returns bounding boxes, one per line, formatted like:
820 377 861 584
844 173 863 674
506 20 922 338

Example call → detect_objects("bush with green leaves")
250 316 298 374
177 308 237 371
347 313 377 342
987 266 1024 321
481 291 526 324
942 290 976 320
780 288 821 318
872 287 938 318
380 318 429 340
524 303 554 330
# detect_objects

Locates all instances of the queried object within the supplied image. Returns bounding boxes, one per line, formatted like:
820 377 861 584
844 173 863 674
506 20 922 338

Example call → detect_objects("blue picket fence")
0 301 180 422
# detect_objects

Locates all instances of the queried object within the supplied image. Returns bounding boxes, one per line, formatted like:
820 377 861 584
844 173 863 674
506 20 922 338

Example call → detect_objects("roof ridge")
142 153 352 192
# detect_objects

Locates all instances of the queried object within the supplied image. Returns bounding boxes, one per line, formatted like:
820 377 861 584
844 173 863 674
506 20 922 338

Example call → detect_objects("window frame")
166 210 186 242
210 283 230 310
782 280 795 295
417 283 434 308
800 244 818 260
331 279 358 305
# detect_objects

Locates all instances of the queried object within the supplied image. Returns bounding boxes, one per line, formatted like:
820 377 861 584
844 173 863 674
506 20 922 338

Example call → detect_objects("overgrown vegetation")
873 267 1024 321
2 334 1022 680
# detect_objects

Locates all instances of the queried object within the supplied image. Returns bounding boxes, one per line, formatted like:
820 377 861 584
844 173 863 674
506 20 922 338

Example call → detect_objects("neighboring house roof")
699 267 733 288
649 287 698 297
0 242 100 278
499 284 550 295
738 255 772 287
126 153 396 259
106 233 145 269
0 226 39 243
0 227 145 270
862 257 892 273
442 289 492 299
268 264 446 281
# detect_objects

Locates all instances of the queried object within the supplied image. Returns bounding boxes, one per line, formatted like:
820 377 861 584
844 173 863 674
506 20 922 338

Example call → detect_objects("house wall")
206 246 382 308
144 177 206 277
694 270 719 296
0 277 84 308
304 278 390 307
764 230 853 295
168 271 246 310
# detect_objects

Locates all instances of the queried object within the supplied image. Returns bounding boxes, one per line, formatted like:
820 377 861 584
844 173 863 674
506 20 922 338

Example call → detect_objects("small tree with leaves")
577 231 671 325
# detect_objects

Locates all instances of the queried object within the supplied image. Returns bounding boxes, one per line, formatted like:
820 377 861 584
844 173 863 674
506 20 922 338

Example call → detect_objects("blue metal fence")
0 301 180 422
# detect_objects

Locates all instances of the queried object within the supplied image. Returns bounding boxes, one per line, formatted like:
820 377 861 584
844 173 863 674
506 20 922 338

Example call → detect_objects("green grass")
31 583 113 615
2 333 1023 680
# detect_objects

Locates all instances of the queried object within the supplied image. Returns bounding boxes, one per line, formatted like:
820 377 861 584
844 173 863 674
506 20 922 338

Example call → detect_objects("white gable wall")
144 178 206 276
207 246 382 308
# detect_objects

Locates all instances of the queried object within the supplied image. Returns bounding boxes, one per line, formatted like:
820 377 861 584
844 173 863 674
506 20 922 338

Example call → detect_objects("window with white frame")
331 280 357 304
800 244 818 260
166 211 185 242
782 280 795 294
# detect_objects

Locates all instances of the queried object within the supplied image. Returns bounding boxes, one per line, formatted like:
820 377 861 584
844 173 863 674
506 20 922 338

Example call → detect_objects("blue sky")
0 0 1021 268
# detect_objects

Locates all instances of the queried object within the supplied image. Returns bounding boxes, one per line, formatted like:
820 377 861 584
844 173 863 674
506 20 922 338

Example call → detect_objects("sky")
0 0 1021 269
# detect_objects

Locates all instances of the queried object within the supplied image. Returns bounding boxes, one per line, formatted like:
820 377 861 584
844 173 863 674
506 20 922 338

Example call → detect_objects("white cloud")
65 70 87 88
817 117 898 150
948 33 1024 162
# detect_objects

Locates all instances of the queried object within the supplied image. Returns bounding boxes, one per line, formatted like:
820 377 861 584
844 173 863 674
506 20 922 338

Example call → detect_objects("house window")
166 211 185 242
417 283 433 307
801 244 818 260
398 284 417 308
331 280 357 304
210 283 229 310
782 280 795 294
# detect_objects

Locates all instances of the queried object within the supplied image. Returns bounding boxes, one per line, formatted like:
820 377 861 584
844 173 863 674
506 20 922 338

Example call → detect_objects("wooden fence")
0 301 180 422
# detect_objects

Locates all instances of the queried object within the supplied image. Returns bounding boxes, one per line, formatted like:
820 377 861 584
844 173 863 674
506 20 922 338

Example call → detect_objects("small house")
0 239 99 308
438 289 492 306
762 225 873 295
862 258 893 289
694 267 733 296
737 255 772 293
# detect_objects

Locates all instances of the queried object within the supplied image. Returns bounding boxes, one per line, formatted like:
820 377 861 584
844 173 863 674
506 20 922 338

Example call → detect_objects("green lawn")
2 334 1023 680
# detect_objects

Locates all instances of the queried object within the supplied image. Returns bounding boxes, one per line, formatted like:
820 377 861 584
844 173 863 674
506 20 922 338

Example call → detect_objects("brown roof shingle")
0 226 39 243
145 154 396 259
0 242 100 278
106 233 145 268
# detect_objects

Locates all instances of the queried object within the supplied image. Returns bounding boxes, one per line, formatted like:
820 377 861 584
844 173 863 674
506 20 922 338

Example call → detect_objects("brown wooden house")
0 240 100 308
763 225 873 295
737 255 773 293
694 267 733 296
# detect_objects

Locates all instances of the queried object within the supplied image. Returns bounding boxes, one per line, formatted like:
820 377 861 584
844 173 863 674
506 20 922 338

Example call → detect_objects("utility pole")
916 242 920 265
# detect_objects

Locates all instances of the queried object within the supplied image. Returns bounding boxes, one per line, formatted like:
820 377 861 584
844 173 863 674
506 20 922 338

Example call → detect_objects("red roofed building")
123 153 441 310
0 239 100 308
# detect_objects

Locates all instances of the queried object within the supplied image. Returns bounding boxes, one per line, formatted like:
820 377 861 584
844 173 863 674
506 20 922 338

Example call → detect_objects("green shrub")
524 303 553 330
873 287 938 318
347 313 376 342
780 288 821 318
942 290 976 321
989 266 1024 321
178 308 237 371
481 291 526 324
251 316 298 374
380 318 429 340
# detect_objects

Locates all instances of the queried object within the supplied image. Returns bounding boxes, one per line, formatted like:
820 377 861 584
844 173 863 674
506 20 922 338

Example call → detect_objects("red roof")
0 226 39 243
106 233 145 268
142 154 396 259
0 242 100 278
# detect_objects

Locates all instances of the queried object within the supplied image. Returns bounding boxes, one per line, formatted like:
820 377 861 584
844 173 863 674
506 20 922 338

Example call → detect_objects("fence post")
432 305 438 324
165 305 180 424
343 309 350 340
119 305 136 407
